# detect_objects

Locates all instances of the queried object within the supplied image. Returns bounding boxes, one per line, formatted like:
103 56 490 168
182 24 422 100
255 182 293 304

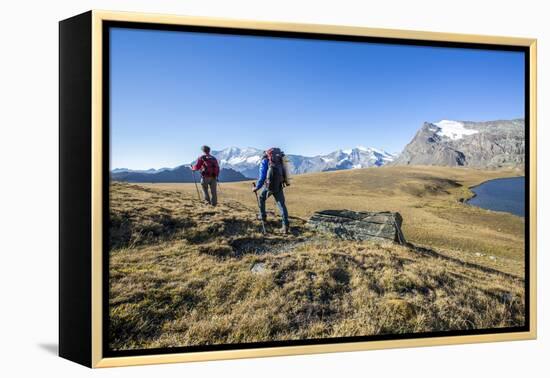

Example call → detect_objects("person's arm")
255 159 268 190
191 156 203 171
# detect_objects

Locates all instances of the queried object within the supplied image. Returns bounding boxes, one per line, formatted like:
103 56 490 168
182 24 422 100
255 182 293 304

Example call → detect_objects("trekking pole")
252 182 267 234
191 169 201 201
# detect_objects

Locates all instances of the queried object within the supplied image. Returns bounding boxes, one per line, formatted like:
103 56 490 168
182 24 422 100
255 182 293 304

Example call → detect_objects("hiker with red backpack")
191 145 220 206
253 148 290 234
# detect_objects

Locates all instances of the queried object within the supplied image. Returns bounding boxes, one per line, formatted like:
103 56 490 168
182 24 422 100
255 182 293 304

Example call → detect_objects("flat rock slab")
307 210 406 244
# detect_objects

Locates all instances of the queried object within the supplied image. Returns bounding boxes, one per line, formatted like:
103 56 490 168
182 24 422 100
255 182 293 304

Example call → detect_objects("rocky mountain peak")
393 119 524 168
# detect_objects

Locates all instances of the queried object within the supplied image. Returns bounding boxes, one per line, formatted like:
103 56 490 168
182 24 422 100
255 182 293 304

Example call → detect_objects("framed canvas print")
59 10 537 368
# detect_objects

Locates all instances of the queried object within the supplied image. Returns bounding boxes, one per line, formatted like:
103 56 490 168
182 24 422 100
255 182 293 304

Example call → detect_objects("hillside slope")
151 165 525 277
109 182 524 351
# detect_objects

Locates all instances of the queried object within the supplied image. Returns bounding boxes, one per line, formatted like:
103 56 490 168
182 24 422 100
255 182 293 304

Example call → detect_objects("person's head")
201 145 211 154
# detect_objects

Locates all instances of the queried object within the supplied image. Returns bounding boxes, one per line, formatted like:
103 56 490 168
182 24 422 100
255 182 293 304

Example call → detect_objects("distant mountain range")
392 119 525 168
211 147 263 179
111 167 171 174
111 146 397 182
213 146 397 178
111 118 524 183
111 166 247 183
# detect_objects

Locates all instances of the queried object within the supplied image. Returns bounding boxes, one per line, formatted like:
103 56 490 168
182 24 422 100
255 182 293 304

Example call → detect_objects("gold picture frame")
59 9 537 368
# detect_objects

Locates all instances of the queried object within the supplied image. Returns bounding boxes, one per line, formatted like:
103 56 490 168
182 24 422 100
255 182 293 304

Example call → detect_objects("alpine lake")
467 176 525 217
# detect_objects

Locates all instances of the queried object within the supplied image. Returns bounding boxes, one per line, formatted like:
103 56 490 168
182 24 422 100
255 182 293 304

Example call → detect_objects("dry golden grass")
149 165 525 277
109 174 525 351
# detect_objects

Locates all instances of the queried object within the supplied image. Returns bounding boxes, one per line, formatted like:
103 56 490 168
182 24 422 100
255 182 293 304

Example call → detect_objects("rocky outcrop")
307 210 406 244
392 119 525 168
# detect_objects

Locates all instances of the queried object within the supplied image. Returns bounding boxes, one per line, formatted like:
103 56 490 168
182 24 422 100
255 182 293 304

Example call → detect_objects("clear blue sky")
110 27 525 170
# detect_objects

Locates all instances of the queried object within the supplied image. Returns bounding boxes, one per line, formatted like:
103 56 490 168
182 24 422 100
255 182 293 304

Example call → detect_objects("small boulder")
251 262 267 274
307 210 406 244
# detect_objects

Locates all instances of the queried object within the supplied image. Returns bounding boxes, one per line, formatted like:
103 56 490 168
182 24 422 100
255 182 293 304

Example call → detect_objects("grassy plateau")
109 165 525 350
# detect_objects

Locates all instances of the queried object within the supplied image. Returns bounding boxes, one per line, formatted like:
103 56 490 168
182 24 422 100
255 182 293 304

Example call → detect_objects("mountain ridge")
392 119 524 168
111 118 525 181
213 145 397 178
112 145 397 180
111 165 248 183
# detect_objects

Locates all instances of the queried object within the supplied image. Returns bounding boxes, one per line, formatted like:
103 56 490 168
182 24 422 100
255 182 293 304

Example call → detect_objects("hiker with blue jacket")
253 148 290 234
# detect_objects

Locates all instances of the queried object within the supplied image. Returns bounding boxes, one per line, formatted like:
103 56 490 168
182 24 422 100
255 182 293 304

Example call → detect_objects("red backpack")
200 155 220 178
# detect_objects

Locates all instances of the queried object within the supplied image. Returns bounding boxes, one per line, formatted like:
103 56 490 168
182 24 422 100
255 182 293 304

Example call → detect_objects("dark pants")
201 176 217 206
259 188 289 226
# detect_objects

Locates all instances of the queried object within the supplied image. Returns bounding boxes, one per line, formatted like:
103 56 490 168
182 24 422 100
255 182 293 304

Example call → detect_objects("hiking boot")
280 225 290 234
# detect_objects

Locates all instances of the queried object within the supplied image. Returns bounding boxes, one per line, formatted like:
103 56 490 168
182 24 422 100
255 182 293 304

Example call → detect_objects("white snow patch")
356 146 371 152
434 120 478 140
227 156 247 164
245 156 261 163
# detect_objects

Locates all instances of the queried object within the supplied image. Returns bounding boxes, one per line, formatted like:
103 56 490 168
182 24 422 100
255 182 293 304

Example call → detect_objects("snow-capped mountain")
319 146 396 170
211 146 396 178
287 147 395 175
211 147 264 179
392 119 524 167
112 146 397 181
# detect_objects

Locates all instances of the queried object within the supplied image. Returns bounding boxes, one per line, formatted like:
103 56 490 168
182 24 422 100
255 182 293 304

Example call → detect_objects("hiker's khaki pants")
201 176 217 206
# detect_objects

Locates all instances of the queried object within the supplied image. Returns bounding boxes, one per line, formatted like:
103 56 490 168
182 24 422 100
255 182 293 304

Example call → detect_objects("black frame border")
101 20 531 358
59 11 94 367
